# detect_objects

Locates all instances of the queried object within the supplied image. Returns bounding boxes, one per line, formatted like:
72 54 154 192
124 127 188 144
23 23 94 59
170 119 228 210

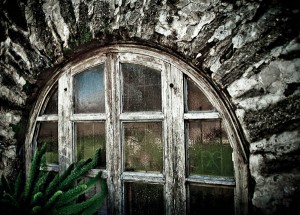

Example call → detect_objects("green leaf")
44 190 63 210
31 192 43 205
81 179 107 215
45 174 60 198
33 171 49 195
59 159 94 191
14 172 25 200
25 144 47 202
31 205 42 214
55 184 88 207
86 171 102 189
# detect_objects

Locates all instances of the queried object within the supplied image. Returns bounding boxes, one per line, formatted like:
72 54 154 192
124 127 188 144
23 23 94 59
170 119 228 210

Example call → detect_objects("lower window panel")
36 122 58 164
188 183 234 215
124 182 164 215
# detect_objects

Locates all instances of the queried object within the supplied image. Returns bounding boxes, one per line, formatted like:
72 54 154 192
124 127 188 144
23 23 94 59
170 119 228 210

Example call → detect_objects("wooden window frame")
25 44 249 215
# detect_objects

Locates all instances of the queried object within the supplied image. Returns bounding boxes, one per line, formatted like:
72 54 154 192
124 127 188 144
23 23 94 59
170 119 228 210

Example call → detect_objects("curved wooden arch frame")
25 44 249 215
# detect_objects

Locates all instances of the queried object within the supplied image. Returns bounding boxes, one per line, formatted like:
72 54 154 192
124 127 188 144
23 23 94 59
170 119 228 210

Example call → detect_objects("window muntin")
27 46 248 215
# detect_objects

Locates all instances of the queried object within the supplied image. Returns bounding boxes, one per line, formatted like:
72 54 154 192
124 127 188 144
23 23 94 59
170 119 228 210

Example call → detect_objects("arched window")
25 45 249 215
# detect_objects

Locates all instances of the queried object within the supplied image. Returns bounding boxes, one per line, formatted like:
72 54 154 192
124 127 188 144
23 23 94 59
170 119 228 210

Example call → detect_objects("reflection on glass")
74 65 105 113
42 85 58 115
125 182 164 215
36 122 58 164
75 122 106 168
122 63 161 112
124 122 163 172
81 177 108 214
187 119 233 177
186 77 214 111
189 184 234 215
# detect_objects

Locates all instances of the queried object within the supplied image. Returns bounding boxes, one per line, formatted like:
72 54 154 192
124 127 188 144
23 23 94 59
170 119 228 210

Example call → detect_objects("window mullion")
164 63 186 215
58 70 73 172
105 53 122 214
171 66 186 214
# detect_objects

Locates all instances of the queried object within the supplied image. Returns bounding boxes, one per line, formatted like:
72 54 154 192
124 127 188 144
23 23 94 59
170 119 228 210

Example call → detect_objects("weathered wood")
187 175 236 186
184 111 220 119
70 113 106 121
58 71 73 171
105 53 122 214
119 112 164 121
25 45 249 215
122 172 164 183
36 115 59 121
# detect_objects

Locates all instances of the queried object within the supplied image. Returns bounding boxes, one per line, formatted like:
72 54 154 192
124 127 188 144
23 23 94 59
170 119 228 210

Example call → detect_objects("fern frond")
44 190 63 210
31 192 43 205
55 184 88 207
25 144 46 201
14 172 24 200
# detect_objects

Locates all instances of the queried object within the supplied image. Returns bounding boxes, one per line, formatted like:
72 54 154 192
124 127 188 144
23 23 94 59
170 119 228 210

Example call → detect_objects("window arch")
25 45 249 215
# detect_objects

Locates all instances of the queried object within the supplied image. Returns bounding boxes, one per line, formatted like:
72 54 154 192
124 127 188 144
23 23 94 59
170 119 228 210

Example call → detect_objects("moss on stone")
244 94 300 141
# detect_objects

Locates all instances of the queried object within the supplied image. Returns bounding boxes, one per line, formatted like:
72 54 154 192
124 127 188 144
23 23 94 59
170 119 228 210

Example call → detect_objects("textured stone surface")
0 0 299 214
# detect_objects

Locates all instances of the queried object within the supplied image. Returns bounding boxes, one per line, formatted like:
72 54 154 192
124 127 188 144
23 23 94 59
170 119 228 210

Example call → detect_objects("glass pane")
41 85 58 115
124 122 163 173
186 77 214 111
81 177 108 214
125 182 164 215
187 119 234 177
122 63 161 112
74 65 105 113
36 122 58 164
189 184 234 214
75 122 106 168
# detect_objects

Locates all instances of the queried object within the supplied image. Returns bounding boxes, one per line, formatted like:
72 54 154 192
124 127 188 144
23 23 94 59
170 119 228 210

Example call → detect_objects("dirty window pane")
42 85 58 115
122 63 161 112
124 122 163 173
187 119 234 177
36 122 58 164
189 184 234 215
81 177 108 214
75 122 106 168
125 182 164 215
74 65 105 113
186 77 214 111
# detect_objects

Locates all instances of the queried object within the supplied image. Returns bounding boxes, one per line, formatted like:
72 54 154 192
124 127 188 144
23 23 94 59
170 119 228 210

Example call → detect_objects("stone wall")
0 0 299 214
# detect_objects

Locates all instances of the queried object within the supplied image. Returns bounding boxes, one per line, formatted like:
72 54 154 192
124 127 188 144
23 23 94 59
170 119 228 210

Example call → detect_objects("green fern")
0 145 107 215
